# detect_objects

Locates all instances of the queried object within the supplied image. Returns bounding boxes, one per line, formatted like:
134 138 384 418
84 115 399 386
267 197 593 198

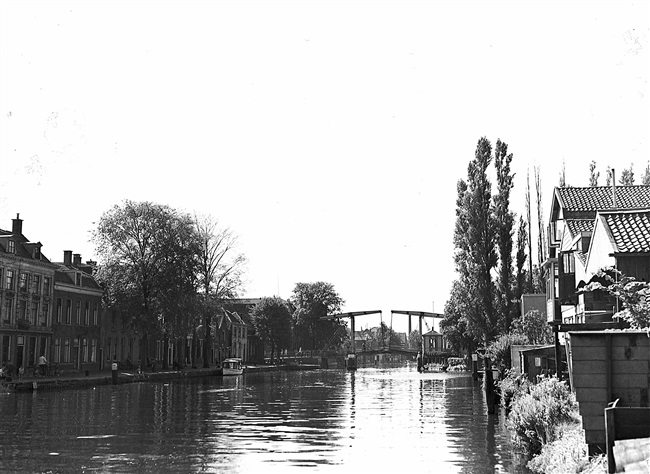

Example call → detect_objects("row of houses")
0 213 264 375
545 182 650 328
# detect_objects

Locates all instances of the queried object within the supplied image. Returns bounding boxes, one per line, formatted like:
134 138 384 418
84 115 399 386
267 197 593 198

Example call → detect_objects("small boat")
222 358 244 376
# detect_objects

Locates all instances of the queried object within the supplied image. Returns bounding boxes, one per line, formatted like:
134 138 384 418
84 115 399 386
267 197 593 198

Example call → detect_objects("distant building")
52 251 103 374
0 214 57 374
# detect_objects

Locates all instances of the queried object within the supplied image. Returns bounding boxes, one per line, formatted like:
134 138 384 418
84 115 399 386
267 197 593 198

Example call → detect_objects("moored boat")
222 358 244 376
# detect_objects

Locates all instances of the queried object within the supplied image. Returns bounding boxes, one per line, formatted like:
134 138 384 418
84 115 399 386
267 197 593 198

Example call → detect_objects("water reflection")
0 366 526 472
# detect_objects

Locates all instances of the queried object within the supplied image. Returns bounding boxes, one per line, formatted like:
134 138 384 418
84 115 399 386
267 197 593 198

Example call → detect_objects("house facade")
0 214 56 374
545 184 650 327
51 251 103 374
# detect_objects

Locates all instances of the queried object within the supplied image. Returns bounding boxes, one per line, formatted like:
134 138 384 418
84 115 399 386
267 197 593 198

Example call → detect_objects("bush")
527 422 606 473
496 369 530 410
506 375 579 457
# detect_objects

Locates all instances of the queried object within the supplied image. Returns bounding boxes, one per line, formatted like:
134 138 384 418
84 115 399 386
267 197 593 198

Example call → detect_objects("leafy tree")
588 160 599 186
510 309 553 345
486 332 528 369
515 216 533 299
440 279 480 354
606 166 612 186
453 137 498 343
582 268 650 329
195 214 247 367
494 139 515 333
290 282 345 351
619 164 635 185
251 297 292 363
93 200 200 366
408 330 422 350
642 162 650 185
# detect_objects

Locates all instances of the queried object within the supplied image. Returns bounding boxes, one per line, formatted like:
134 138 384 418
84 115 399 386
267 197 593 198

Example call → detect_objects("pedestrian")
18 366 24 380
417 351 423 373
38 354 48 376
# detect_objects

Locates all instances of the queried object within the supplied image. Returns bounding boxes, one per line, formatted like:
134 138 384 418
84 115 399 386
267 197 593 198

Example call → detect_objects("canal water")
0 365 528 473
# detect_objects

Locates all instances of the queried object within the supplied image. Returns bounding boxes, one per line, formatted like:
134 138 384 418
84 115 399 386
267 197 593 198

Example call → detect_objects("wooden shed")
566 330 650 455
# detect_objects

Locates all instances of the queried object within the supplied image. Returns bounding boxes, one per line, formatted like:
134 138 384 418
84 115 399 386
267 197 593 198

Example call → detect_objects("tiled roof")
566 219 594 236
602 210 650 253
557 185 650 212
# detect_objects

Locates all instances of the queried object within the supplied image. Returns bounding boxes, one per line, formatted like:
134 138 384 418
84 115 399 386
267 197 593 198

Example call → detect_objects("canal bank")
1 363 321 392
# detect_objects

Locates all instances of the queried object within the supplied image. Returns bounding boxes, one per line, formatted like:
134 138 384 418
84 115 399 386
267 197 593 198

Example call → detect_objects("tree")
290 282 345 351
251 297 292 364
510 309 553 345
93 200 200 367
588 160 599 186
619 164 635 185
515 216 532 299
494 139 515 333
606 166 613 186
440 279 480 354
534 166 547 292
408 330 422 350
582 268 650 329
642 162 650 185
195 214 247 368
453 137 498 343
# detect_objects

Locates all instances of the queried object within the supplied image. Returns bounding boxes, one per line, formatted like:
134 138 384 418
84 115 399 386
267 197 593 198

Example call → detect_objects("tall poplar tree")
453 137 497 343
494 139 515 333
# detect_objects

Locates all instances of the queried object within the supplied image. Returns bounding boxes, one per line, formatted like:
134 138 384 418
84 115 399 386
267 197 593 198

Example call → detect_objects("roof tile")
603 210 650 253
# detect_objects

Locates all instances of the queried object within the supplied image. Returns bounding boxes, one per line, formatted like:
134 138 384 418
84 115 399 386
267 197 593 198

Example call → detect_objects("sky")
1 1 648 334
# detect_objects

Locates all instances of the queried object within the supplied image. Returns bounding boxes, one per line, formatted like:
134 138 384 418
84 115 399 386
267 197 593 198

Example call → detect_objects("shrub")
496 369 530 410
506 375 579 457
527 422 606 473
486 332 528 369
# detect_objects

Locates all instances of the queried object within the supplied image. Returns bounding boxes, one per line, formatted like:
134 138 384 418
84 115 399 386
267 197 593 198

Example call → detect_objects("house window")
6 270 14 290
56 298 62 323
43 277 51 296
17 300 26 320
75 273 81 286
18 273 28 292
75 301 80 325
563 253 575 274
3 298 13 324
30 302 38 325
82 338 88 363
54 338 61 363
84 302 89 325
63 338 70 363
65 300 71 324
92 304 98 325
41 303 49 327
7 240 15 254
0 268 3 289
91 339 97 363
33 275 41 294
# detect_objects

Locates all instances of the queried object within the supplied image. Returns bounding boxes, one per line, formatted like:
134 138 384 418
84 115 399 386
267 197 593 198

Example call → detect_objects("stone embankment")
1 364 321 393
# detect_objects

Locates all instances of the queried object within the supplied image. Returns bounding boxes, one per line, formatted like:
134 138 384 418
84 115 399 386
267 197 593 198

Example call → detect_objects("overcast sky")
1 1 648 333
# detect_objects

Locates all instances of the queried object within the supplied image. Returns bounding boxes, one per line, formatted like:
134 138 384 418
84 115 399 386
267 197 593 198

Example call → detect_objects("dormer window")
8 240 15 254
75 273 82 286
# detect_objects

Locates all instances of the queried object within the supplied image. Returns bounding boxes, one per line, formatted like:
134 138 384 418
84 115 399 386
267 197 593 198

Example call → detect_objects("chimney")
611 168 617 209
73 254 81 266
63 250 73 266
12 213 23 235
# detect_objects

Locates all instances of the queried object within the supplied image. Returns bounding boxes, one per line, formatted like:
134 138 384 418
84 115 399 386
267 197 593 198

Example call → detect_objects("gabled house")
0 214 57 375
545 184 650 327
52 251 103 374
222 298 266 364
